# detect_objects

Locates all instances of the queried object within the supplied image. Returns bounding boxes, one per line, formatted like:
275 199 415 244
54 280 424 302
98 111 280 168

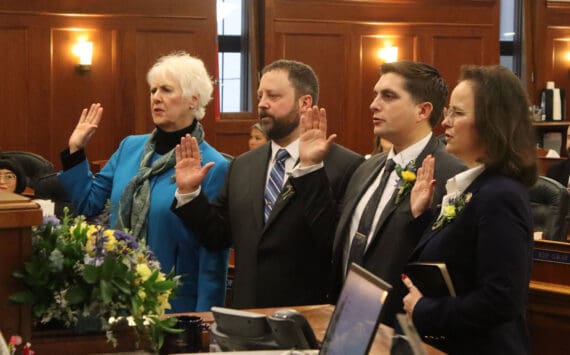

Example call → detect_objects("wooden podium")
0 190 42 342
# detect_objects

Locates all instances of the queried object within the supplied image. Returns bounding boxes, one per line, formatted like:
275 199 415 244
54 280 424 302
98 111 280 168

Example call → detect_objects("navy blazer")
409 170 533 355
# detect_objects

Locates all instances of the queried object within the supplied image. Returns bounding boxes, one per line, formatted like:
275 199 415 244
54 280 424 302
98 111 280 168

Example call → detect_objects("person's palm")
410 155 436 218
175 135 214 193
299 106 336 166
69 103 103 153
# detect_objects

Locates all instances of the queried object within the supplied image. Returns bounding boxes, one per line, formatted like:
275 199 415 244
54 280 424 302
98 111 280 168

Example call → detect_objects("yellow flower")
157 272 166 282
443 204 456 218
138 289 147 300
401 170 416 182
136 263 152 281
157 292 172 315
102 230 117 252
85 234 96 256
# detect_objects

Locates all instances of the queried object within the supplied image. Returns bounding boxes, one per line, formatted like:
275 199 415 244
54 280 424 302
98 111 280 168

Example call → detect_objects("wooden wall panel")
0 27 29 150
280 32 348 141
261 0 500 155
51 28 119 164
432 36 485 84
529 1 570 110
0 0 217 170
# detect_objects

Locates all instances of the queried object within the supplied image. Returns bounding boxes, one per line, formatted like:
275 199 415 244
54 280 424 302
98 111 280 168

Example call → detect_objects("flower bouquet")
8 210 181 351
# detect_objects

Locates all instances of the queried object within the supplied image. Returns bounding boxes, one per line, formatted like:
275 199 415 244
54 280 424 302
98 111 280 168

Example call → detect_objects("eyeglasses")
444 107 471 125
0 173 17 181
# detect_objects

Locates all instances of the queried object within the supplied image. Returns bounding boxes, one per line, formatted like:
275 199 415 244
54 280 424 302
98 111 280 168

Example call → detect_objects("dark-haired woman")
402 65 537 355
0 158 26 194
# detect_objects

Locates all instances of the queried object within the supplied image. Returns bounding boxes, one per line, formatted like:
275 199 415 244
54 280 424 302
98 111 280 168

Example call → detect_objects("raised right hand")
298 106 336 167
410 155 436 218
69 103 103 153
175 134 215 194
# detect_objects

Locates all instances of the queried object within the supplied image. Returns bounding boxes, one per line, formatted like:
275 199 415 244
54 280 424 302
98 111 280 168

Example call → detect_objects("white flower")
49 249 64 272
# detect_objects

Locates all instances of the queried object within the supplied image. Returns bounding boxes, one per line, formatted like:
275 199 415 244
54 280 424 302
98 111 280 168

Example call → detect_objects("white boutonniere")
394 161 417 204
432 192 473 230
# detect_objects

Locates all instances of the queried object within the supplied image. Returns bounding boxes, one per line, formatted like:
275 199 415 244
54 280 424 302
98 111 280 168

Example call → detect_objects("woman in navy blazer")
402 65 538 355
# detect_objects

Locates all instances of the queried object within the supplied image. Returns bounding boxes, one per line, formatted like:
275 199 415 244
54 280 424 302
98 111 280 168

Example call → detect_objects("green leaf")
100 279 112 304
153 280 177 292
8 291 35 304
83 264 100 283
33 303 46 318
100 257 117 280
66 285 87 305
110 278 131 295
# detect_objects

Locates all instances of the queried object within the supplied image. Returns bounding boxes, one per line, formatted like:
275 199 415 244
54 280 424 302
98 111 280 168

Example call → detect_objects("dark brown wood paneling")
0 0 217 170
51 28 120 164
0 27 29 150
263 0 500 155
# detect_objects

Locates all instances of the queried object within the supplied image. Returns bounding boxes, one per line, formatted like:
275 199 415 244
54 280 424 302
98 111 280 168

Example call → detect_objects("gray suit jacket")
173 143 363 308
330 136 466 326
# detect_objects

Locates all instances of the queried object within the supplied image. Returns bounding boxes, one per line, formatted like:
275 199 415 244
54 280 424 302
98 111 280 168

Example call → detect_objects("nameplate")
534 248 570 265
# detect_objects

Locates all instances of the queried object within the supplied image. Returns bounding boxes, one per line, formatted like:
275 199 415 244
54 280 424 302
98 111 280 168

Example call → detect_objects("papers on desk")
33 199 54 217
0 330 9 355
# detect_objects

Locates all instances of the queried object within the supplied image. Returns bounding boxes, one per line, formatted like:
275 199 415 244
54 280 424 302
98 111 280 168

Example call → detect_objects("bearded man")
171 59 363 308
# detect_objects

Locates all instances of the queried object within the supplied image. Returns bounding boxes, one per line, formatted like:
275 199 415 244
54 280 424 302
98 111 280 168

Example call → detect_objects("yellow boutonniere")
394 161 417 204
432 192 472 230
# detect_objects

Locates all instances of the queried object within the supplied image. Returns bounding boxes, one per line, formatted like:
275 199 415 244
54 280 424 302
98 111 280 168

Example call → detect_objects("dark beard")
259 107 299 141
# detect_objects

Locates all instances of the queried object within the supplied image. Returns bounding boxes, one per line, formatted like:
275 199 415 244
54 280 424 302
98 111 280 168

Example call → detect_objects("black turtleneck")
61 120 198 170
154 120 197 154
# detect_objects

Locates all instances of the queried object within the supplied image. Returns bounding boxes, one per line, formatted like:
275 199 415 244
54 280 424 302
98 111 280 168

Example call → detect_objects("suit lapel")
366 136 441 252
411 169 489 259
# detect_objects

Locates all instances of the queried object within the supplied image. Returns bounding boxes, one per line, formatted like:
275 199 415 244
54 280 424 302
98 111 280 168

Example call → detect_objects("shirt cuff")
174 186 202 208
60 148 86 171
289 162 324 178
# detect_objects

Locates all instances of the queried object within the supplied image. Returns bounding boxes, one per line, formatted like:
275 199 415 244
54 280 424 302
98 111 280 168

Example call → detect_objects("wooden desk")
181 304 444 355
0 191 42 344
529 240 570 353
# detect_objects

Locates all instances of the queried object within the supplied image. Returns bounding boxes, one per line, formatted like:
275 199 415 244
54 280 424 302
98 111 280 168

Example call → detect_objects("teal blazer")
59 134 230 312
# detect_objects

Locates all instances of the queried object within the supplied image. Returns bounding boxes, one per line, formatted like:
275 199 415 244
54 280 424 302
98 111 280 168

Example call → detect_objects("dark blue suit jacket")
409 170 533 355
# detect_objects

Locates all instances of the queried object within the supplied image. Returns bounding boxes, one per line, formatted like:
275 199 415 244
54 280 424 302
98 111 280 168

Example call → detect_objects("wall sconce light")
73 37 93 72
377 46 398 63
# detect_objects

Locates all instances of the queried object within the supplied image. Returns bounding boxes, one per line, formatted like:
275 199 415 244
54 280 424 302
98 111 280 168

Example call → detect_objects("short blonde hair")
146 51 213 120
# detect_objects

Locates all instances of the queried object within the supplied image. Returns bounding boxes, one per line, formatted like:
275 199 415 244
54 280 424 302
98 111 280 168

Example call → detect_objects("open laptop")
203 263 392 355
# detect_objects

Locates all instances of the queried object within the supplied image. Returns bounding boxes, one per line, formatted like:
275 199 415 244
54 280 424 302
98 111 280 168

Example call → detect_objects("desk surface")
172 304 444 355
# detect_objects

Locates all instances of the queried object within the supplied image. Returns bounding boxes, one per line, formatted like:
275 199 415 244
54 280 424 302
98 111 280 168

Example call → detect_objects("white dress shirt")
344 133 433 271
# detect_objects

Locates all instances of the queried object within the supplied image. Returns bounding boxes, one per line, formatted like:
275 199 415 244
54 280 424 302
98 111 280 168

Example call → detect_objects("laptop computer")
206 263 392 355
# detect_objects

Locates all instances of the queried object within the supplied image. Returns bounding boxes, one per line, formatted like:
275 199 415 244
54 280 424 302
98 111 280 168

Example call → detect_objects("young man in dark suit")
304 61 466 327
171 59 363 309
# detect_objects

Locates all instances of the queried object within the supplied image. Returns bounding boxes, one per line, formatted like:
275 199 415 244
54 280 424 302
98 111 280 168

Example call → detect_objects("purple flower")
43 215 60 227
113 230 139 250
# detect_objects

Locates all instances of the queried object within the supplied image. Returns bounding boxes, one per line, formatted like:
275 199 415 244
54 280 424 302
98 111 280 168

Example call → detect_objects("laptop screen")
320 263 392 355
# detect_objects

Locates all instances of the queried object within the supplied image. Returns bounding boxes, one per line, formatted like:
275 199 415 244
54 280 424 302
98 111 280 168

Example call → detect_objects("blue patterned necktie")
264 148 290 222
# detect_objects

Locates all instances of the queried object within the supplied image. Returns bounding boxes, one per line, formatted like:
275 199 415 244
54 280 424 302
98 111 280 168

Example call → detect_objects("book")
404 262 456 297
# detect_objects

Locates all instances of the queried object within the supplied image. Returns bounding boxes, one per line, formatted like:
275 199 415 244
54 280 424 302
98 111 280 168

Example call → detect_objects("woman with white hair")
58 51 230 313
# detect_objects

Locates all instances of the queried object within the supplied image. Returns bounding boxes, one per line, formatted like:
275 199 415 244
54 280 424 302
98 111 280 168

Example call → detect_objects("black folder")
404 262 456 297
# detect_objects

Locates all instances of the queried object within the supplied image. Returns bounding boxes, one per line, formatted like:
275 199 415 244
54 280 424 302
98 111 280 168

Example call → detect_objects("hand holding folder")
404 262 456 297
